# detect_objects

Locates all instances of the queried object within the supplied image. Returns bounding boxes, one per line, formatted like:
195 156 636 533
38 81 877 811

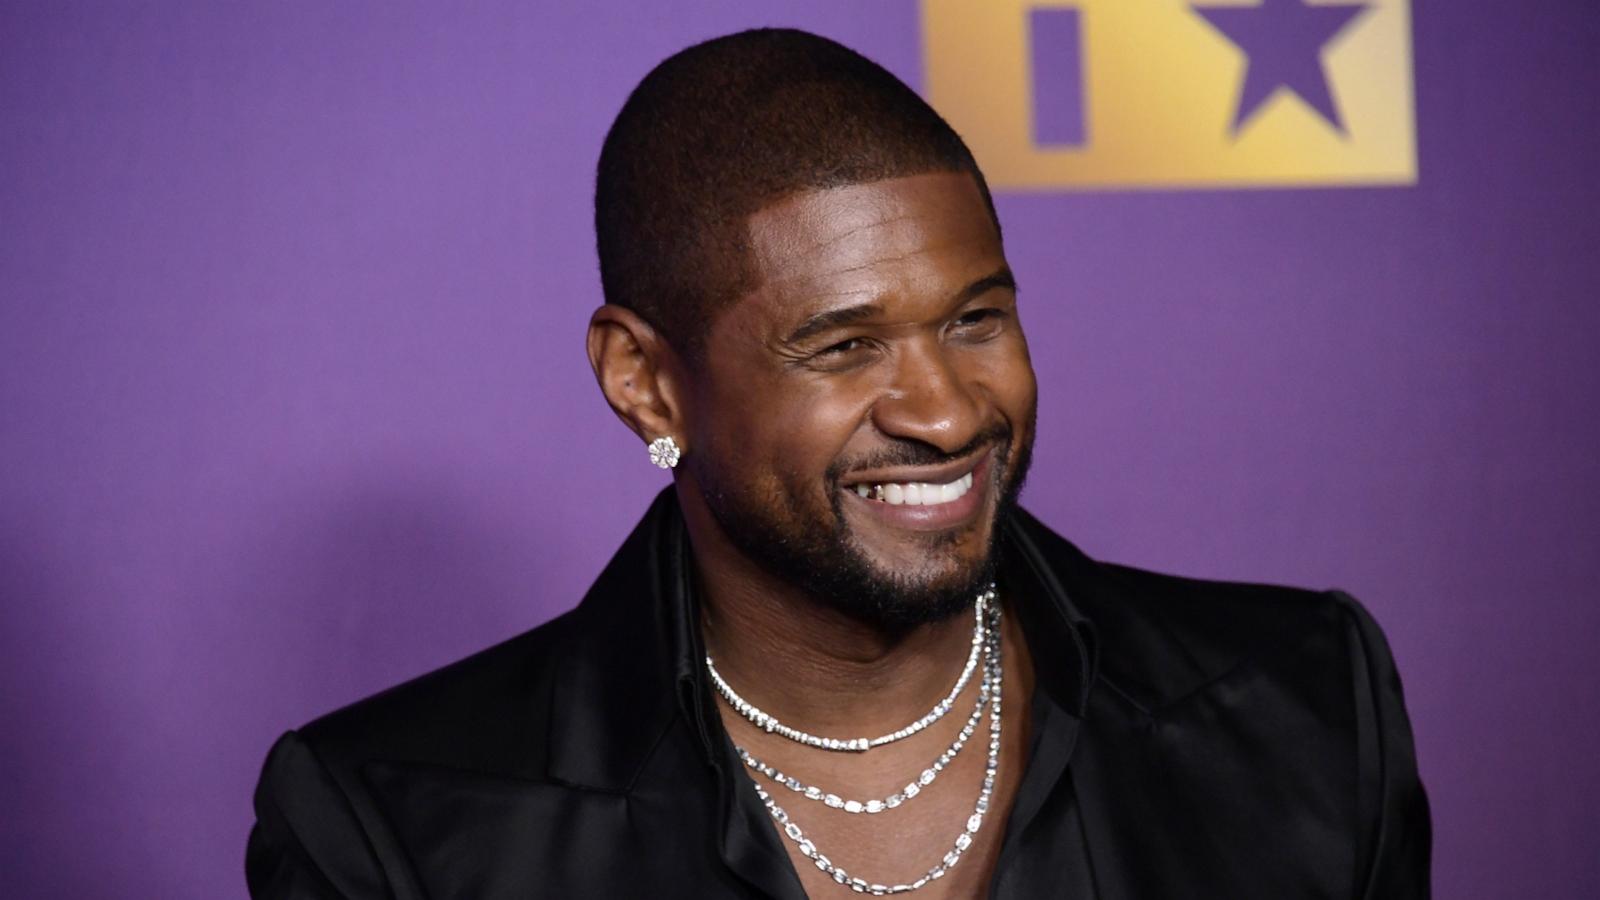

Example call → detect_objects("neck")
680 485 982 737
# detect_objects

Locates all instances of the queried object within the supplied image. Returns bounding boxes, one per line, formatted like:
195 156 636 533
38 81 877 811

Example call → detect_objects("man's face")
687 171 1037 631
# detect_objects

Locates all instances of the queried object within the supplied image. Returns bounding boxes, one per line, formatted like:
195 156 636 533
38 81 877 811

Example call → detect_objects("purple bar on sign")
1029 7 1087 147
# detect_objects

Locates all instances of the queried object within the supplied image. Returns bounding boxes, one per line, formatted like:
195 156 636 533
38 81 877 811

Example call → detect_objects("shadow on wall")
225 473 559 893
0 472 557 897
236 474 546 725
0 525 131 896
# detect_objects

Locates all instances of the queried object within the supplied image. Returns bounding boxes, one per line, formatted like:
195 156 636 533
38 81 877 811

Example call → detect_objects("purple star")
1194 0 1369 135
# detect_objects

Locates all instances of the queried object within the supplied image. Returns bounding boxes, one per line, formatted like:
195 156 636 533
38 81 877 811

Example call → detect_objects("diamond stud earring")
648 436 681 470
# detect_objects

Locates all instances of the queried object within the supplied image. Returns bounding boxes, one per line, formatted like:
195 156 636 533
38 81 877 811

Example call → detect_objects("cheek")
970 338 1038 421
699 377 860 497
768 391 865 485
1005 359 1038 420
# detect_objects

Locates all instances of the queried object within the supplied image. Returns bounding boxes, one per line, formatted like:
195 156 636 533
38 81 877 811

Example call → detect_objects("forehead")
736 171 1003 325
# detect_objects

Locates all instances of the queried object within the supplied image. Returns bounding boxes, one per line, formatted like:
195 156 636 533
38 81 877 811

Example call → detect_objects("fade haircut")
594 27 1000 362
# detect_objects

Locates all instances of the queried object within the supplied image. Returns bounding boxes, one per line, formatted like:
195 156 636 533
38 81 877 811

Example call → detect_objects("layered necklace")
705 587 1003 895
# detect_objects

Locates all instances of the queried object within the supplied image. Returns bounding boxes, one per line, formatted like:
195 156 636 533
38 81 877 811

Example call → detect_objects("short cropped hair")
594 27 999 361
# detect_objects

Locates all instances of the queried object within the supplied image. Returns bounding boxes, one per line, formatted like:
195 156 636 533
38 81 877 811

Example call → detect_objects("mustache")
827 422 1013 484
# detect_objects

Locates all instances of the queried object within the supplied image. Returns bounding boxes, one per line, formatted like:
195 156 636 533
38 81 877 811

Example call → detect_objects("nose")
869 338 985 455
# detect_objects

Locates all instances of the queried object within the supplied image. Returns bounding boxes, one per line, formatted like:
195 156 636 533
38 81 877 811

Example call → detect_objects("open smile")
848 471 974 506
838 449 994 531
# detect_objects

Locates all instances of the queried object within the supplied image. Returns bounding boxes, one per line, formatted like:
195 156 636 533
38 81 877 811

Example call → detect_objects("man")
247 28 1429 899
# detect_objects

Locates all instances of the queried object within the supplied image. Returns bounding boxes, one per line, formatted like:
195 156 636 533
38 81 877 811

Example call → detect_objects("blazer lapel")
544 489 806 898
544 490 697 791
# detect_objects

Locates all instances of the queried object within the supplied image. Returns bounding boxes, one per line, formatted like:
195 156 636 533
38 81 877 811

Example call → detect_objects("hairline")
669 163 1003 366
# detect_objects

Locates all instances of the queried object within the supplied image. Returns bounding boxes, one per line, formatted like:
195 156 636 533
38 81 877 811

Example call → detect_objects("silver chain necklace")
705 589 992 752
735 613 996 815
713 596 1004 895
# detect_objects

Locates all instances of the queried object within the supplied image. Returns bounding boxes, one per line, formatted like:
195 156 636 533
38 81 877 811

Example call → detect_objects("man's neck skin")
680 483 986 739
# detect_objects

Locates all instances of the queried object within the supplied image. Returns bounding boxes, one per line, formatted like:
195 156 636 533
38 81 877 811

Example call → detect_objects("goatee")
696 420 1034 635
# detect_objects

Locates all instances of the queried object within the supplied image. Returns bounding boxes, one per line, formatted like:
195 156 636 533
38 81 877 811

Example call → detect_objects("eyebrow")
780 266 1019 346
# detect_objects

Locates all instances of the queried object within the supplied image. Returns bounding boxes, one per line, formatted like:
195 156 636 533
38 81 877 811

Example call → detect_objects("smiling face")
683 171 1037 630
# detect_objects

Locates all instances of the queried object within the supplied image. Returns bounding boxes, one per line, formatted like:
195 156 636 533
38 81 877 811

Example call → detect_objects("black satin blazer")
247 491 1430 898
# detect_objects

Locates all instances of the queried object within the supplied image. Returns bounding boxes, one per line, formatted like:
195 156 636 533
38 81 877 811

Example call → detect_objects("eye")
801 335 877 372
950 308 1007 335
817 337 867 357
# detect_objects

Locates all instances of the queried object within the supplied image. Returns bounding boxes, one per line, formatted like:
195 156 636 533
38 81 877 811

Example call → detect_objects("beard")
694 414 1034 634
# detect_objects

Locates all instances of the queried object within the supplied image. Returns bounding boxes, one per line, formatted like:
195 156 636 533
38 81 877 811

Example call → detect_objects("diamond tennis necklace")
712 592 1004 895
736 620 994 814
705 589 991 752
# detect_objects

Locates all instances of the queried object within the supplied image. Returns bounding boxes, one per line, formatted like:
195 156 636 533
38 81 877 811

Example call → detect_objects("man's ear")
586 304 690 449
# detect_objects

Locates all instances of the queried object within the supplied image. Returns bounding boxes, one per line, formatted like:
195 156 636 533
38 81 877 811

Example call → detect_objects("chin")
838 559 998 633
852 511 992 567
819 519 1003 632
696 434 1028 632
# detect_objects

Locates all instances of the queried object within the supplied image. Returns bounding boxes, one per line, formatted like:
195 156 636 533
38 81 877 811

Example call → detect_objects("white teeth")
850 471 974 506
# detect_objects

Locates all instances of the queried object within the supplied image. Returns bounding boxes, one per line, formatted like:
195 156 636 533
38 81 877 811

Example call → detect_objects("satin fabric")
247 489 1429 898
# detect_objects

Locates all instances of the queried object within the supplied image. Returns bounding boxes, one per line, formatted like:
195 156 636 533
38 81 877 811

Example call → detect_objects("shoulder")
1011 507 1393 714
1010 511 1431 893
247 607 587 895
293 605 585 779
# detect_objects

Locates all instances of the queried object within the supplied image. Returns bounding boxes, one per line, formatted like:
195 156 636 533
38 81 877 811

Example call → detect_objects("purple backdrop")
2 2 1596 897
